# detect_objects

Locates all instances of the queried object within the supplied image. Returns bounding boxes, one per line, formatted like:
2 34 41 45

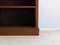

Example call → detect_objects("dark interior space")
0 0 35 6
0 8 35 27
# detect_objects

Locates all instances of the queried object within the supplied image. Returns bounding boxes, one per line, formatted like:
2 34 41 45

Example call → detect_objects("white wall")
38 0 60 30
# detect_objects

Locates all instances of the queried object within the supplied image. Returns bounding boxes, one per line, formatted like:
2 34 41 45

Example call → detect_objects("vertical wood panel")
35 0 39 35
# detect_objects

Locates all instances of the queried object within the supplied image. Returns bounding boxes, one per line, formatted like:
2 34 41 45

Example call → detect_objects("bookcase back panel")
0 0 35 6
0 8 35 27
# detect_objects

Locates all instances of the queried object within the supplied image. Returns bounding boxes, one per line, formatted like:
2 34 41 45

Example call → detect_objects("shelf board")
0 6 36 8
0 27 39 35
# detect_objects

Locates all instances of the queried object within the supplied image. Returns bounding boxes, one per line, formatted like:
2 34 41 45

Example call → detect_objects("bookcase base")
0 27 39 35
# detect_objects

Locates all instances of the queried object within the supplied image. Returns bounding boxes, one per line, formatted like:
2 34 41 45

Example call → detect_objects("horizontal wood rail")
0 27 39 35
0 6 36 8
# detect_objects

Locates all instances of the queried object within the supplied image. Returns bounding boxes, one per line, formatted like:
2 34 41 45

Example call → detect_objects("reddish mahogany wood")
0 0 39 35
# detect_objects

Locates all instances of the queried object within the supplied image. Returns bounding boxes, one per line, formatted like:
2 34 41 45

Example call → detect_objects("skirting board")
40 28 60 31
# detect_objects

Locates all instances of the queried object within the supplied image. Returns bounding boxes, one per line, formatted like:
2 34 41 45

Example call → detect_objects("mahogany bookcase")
0 0 39 35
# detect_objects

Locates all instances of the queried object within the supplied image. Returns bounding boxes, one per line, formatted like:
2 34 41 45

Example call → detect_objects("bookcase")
0 0 39 35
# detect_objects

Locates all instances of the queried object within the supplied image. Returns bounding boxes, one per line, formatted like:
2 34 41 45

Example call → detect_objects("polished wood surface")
0 27 39 35
35 0 39 35
0 0 39 35
0 6 35 8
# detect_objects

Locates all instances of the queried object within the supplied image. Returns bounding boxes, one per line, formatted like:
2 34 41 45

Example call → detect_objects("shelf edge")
0 6 36 8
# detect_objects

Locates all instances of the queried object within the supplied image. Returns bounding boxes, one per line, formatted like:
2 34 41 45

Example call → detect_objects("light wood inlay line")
0 6 36 8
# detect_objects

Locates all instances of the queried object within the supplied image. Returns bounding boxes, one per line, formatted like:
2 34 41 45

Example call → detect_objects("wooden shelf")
0 0 39 35
0 6 36 8
0 27 39 35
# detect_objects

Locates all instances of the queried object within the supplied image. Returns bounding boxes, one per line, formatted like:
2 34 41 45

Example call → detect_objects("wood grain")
35 0 39 35
0 6 36 8
0 27 38 35
0 0 39 35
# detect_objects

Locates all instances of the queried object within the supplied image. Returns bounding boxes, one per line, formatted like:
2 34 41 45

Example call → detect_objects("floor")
0 30 60 45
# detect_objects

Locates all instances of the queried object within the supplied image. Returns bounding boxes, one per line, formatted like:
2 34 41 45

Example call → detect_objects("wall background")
38 0 60 30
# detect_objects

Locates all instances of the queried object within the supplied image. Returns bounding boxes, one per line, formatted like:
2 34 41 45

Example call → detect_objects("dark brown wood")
0 6 36 8
35 0 39 35
0 0 39 35
0 27 39 35
0 0 35 6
